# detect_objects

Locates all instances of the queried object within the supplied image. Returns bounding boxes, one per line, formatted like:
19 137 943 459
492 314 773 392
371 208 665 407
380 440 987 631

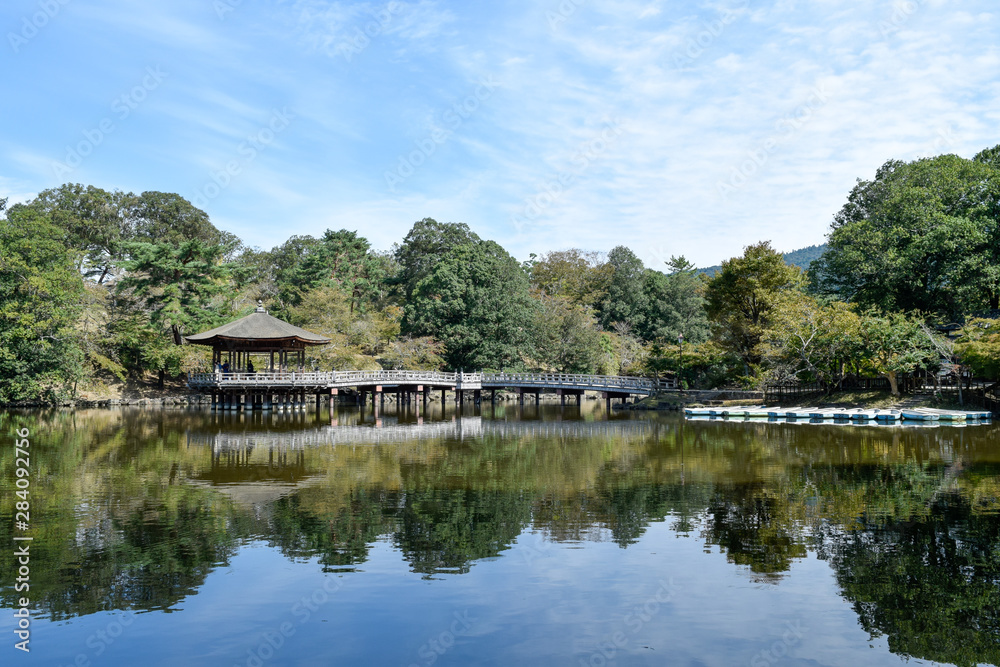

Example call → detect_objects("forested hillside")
698 243 828 277
3 144 999 403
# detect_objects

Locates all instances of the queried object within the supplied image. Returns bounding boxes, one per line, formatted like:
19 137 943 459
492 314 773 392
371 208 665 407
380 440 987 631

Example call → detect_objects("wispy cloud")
0 0 997 268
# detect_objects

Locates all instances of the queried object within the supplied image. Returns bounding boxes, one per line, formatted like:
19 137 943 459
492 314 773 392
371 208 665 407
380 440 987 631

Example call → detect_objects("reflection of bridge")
187 370 672 412
185 416 659 452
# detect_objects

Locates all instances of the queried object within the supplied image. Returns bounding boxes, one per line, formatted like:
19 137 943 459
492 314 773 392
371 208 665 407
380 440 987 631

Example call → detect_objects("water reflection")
1 405 999 665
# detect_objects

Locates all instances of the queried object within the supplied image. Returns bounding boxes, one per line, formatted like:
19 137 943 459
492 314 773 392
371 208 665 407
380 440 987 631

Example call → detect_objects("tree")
394 218 480 301
761 294 862 391
705 241 804 374
0 203 86 402
118 239 231 346
640 255 710 344
30 183 132 284
530 248 609 308
287 229 385 314
532 295 603 373
811 153 1000 317
954 317 1000 382
126 191 240 253
406 240 537 370
857 311 939 396
598 246 647 331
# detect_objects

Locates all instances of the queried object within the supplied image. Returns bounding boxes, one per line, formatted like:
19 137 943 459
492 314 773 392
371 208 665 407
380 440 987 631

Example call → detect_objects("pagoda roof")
185 305 330 347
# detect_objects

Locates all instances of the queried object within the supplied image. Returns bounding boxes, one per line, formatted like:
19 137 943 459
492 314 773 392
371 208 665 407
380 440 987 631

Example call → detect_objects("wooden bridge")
186 370 673 412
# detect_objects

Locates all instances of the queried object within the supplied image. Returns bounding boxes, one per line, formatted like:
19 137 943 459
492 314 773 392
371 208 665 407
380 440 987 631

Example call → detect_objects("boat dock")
684 405 992 425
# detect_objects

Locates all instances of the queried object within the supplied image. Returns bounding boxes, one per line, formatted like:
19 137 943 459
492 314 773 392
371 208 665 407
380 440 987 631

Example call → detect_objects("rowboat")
722 405 769 418
808 408 849 419
900 409 939 421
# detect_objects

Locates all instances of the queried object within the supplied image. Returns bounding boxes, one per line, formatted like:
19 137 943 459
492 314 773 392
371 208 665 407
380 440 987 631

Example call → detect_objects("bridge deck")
187 370 672 395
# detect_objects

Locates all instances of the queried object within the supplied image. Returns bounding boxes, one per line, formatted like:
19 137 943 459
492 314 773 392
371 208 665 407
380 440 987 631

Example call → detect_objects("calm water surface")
2 403 999 666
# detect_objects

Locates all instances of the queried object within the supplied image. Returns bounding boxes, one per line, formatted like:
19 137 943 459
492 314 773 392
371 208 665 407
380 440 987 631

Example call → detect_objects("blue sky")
2 0 998 269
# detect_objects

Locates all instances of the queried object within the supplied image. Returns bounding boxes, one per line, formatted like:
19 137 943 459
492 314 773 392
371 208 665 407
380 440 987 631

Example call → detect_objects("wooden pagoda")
185 302 330 372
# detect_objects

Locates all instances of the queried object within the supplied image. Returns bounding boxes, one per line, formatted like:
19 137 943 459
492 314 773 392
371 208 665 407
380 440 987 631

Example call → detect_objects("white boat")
901 409 939 421
684 407 712 416
875 410 902 421
847 408 879 421
722 405 768 418
808 408 849 419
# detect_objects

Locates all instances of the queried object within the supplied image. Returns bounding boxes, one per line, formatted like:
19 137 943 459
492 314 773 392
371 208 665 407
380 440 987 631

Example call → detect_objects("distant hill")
697 243 828 277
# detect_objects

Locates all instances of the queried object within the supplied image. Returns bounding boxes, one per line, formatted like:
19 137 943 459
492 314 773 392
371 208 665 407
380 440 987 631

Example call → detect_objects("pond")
2 402 999 666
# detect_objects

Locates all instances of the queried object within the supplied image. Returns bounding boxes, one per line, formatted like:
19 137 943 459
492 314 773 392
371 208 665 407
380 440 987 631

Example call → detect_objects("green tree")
530 248 609 308
127 191 240 253
30 183 132 284
954 317 1000 382
598 246 647 331
532 295 603 373
118 239 231 346
761 294 862 391
640 255 710 344
811 153 1000 317
705 241 804 374
287 229 385 314
406 240 537 370
857 310 939 396
394 218 480 301
289 285 401 369
0 203 86 402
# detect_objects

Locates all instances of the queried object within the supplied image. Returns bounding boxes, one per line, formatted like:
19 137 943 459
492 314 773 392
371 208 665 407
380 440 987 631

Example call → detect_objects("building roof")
185 304 330 346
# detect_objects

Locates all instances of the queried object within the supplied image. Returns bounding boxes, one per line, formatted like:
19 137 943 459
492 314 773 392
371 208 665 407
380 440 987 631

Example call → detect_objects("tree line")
1 142 999 402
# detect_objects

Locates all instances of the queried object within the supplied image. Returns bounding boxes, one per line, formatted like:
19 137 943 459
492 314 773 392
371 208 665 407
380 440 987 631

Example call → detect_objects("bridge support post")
534 391 540 405
576 394 582 407
518 388 525 405
491 389 496 404
441 389 447 404
558 389 565 407
474 389 481 405
263 393 272 411
602 391 610 412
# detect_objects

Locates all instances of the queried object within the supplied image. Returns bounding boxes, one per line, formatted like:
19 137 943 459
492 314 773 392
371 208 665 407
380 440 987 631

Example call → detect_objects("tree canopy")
705 241 804 373
406 240 537 370
811 152 1000 318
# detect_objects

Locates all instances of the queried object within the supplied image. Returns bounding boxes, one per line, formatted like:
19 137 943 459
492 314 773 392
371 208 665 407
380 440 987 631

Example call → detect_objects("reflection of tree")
270 490 396 570
817 492 1000 667
702 484 807 576
0 489 240 620
395 489 532 576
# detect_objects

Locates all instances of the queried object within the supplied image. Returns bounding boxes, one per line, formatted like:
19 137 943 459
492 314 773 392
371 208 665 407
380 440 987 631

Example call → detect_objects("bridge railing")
187 370 671 394
482 372 659 393
187 371 337 386
188 370 466 388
